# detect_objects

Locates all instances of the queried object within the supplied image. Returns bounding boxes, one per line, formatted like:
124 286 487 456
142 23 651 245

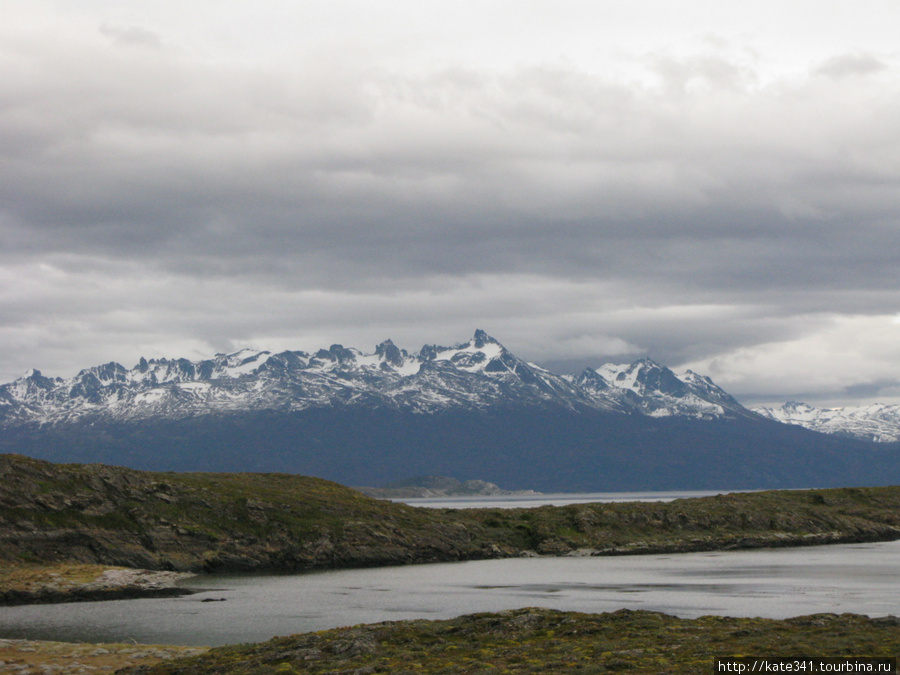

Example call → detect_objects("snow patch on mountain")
580 358 748 420
754 401 900 443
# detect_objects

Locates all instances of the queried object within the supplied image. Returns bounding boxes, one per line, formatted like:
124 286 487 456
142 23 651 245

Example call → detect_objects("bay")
0 540 897 646
393 490 738 509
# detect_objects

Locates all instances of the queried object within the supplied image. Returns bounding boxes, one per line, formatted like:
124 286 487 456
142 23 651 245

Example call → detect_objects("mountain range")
1 330 752 424
754 401 900 443
2 330 899 491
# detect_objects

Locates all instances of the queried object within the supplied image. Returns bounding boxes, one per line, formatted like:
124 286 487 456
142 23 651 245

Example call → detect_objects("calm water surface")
395 490 734 509
0 541 897 646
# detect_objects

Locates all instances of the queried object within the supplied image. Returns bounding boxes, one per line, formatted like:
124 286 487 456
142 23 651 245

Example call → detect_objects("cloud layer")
3 1 900 405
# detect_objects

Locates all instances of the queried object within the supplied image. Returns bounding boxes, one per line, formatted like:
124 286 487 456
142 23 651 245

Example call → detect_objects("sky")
2 0 900 408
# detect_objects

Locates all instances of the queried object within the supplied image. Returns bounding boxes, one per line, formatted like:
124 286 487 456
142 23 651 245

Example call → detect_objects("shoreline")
0 565 196 606
3 544 899 673
3 526 899 609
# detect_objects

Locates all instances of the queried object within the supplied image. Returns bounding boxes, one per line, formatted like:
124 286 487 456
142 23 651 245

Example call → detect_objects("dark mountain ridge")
1 331 899 491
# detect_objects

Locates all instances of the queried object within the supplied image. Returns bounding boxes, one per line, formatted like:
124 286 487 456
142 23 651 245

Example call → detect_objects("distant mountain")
572 358 754 420
755 401 900 443
355 475 539 499
0 330 756 424
1 330 898 491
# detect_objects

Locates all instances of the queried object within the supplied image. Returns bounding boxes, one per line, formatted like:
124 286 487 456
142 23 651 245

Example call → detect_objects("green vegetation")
119 607 900 674
2 453 900 578
0 563 115 591
464 485 900 555
0 453 499 573
3 455 900 672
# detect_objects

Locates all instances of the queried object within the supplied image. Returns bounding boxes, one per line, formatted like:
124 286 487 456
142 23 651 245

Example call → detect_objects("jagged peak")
15 368 57 387
631 357 663 368
419 331 503 362
75 362 128 382
576 368 611 387
417 331 518 376
783 400 813 409
472 328 500 348
373 339 408 369
596 358 690 383
313 344 358 363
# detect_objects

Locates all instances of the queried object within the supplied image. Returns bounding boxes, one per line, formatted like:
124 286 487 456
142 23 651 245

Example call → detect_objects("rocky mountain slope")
755 401 900 443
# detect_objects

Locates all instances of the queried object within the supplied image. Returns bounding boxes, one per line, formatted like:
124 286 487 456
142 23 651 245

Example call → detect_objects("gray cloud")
99 23 163 49
2 4 900 405
814 52 888 79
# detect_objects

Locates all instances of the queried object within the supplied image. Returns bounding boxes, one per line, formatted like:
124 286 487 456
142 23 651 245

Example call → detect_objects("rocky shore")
0 564 195 606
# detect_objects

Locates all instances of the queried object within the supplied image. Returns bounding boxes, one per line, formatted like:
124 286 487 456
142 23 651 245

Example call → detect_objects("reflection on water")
0 541 897 646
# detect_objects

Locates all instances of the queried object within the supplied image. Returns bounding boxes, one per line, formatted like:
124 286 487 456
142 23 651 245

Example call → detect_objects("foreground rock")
118 608 900 674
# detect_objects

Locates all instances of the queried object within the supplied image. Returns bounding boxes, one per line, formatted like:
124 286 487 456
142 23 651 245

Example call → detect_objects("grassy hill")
2 453 900 577
3 454 900 672
0 453 495 573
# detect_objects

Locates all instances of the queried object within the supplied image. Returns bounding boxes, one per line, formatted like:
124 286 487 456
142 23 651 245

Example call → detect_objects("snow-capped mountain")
4 331 898 492
0 330 756 426
574 359 751 419
754 401 900 443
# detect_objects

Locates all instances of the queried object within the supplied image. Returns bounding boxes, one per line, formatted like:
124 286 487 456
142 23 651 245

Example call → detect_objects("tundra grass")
119 608 900 675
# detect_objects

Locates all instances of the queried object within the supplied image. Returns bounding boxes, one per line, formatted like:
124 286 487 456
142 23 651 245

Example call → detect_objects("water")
1 541 897 646
395 490 738 509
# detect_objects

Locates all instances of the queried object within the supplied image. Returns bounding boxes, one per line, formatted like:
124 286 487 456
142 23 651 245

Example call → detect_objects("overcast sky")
3 0 900 407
